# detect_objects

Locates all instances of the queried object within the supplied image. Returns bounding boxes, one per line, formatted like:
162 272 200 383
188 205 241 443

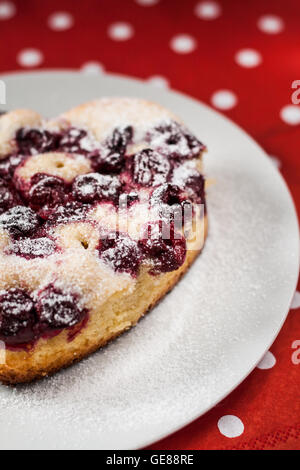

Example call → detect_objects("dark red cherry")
139 220 186 274
0 289 37 343
58 128 89 154
184 173 205 203
107 126 133 154
97 232 142 277
0 205 41 238
72 173 122 204
151 183 182 206
0 154 25 181
150 183 190 227
95 151 125 174
46 201 90 225
185 132 204 156
131 149 171 187
9 237 56 259
0 178 20 214
94 126 133 174
149 121 205 160
28 173 66 213
36 285 87 329
16 128 59 155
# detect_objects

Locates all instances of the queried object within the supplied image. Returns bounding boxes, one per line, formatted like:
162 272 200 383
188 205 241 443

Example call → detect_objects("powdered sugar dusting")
59 127 101 154
79 136 98 152
37 284 86 328
73 173 122 202
59 98 178 144
172 160 198 187
47 201 90 224
132 148 171 186
148 119 205 159
0 205 40 238
15 152 92 183
8 237 56 258
100 235 141 275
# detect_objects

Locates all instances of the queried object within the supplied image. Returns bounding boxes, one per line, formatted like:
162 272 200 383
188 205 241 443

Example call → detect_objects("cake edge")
0 216 208 385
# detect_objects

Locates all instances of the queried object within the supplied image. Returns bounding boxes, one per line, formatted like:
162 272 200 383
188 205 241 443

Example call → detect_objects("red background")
0 0 299 450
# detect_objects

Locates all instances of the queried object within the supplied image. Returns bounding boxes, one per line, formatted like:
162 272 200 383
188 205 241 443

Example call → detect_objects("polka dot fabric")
0 0 299 451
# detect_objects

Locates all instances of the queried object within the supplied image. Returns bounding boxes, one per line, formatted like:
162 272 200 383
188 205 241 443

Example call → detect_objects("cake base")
0 217 207 385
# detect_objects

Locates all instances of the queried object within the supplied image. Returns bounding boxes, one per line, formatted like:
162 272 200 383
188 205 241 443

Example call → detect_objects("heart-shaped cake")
0 98 207 384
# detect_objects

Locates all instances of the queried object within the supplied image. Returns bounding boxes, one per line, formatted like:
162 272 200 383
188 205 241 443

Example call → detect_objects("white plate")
0 71 298 450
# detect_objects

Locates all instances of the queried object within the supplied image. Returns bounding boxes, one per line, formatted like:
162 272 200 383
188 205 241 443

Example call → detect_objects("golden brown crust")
0 218 207 385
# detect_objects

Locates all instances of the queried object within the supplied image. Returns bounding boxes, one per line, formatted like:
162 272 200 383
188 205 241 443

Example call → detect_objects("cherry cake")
0 98 207 384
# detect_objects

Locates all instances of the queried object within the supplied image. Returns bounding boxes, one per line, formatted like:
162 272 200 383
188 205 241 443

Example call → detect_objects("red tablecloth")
0 0 299 450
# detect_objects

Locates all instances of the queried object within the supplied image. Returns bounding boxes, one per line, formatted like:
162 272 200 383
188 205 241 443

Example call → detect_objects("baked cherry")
0 154 25 181
95 151 125 174
150 183 191 226
0 205 41 238
94 126 133 174
9 237 56 259
16 128 59 155
184 173 205 203
151 183 182 206
72 173 122 204
139 220 186 274
149 121 204 160
97 232 142 276
46 201 89 225
36 285 87 329
58 128 90 154
0 178 20 215
108 126 133 154
28 173 66 214
131 149 171 187
0 288 37 343
118 191 139 208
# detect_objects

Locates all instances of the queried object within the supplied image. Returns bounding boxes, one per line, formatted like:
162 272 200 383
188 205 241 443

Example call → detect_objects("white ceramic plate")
0 71 298 450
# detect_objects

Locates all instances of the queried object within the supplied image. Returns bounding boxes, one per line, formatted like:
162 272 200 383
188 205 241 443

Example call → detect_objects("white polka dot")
269 155 281 169
0 1 15 20
218 415 244 438
211 90 237 110
135 0 159 5
257 15 284 34
170 35 197 54
147 75 169 89
194 1 221 20
291 291 300 309
48 12 74 31
17 49 44 68
235 49 262 68
257 351 276 370
108 22 134 41
280 105 300 125
80 61 104 75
